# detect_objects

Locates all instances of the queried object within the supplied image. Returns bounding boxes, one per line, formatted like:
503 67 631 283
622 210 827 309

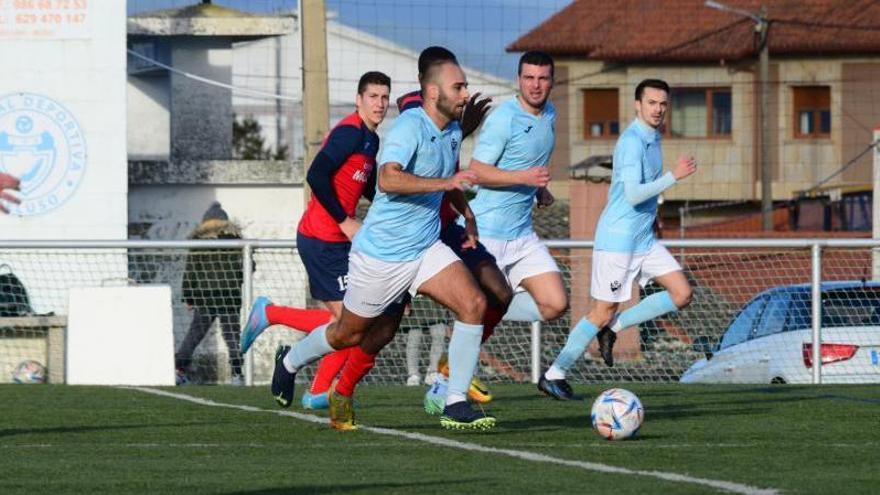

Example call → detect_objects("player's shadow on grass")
226 479 475 494
390 411 587 432
0 422 215 439
494 414 588 431
647 403 770 421
653 391 831 413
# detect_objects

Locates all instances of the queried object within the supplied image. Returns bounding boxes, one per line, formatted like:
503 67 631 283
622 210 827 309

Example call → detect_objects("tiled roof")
508 0 880 62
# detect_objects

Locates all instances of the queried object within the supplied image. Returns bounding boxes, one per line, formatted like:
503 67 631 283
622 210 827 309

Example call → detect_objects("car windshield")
786 286 880 331
720 295 766 349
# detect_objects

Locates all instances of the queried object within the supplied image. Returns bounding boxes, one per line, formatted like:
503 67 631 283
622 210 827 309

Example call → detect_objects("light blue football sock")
503 291 543 322
445 320 483 406
551 317 599 373
610 291 678 333
284 324 335 372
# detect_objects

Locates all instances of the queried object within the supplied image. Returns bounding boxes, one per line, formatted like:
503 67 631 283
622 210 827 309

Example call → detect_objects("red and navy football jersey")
397 90 459 228
298 112 378 242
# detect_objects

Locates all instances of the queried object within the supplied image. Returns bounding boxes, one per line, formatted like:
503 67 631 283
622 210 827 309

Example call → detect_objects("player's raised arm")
620 148 696 207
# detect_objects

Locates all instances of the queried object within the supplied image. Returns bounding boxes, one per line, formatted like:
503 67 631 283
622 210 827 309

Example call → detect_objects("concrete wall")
127 73 171 160
127 159 305 240
170 38 234 160
128 183 304 240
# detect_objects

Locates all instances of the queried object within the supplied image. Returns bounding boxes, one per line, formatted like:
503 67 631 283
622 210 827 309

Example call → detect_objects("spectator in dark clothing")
176 202 247 384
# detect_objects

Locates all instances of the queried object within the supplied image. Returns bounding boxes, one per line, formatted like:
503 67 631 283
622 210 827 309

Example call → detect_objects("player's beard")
521 90 549 111
437 90 464 122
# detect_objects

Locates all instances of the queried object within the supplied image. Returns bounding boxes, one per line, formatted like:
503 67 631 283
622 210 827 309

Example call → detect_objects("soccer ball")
590 388 644 440
12 360 46 384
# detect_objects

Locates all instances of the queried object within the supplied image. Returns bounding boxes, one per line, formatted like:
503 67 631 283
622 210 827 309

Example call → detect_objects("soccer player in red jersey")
239 71 395 412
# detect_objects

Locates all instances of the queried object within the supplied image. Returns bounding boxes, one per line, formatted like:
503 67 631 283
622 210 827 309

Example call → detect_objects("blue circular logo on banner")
0 93 87 216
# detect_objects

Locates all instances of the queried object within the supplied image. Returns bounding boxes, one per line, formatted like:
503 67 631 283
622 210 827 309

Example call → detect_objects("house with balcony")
509 0 880 233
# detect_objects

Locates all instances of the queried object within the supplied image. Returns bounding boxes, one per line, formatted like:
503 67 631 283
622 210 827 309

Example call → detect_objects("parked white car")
681 281 880 384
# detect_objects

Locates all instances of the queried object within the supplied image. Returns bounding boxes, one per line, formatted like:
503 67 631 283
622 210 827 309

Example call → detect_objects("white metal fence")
2 239 879 386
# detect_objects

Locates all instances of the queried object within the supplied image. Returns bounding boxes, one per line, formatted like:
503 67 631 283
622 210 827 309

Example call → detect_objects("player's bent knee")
674 288 693 309
456 292 487 323
539 295 568 321
328 328 365 349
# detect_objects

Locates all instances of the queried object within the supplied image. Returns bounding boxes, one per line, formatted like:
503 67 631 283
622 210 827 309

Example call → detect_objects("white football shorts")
343 240 460 318
480 232 560 290
590 242 681 303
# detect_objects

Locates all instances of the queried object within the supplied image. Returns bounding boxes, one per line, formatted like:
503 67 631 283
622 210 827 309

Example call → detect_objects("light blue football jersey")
467 98 556 240
594 119 665 253
353 107 462 261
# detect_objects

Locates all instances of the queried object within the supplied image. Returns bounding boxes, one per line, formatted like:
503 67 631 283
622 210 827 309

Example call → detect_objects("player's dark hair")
418 46 459 89
635 79 670 101
418 46 458 78
518 51 554 78
358 71 391 94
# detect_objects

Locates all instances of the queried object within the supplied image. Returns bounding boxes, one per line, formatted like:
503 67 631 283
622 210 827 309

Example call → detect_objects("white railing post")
242 243 254 386
811 242 822 384
531 321 541 383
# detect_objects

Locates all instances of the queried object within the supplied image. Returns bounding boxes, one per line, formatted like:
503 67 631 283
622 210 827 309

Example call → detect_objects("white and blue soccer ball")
12 360 46 384
590 388 644 440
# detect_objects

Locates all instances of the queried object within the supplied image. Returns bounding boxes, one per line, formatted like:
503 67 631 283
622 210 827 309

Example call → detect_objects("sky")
127 0 571 79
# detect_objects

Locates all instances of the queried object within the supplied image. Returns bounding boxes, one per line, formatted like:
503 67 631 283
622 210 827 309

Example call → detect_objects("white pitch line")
127 387 778 495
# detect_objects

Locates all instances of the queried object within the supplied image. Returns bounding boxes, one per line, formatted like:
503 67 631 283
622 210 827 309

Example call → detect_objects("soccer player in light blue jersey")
539 79 697 400
464 51 568 330
270 50 498 430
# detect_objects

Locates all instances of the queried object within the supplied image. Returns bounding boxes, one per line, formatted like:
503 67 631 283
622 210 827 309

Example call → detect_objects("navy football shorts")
297 231 350 302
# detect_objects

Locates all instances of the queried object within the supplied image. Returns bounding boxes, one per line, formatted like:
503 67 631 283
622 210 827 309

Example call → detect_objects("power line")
127 49 300 102
805 140 880 196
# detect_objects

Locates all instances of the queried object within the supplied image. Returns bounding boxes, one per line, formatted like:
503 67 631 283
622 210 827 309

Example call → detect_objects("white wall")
128 184 304 240
0 1 127 239
0 2 128 316
127 74 171 160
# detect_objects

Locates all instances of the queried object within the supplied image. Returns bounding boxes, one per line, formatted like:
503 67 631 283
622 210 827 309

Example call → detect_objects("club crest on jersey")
610 280 621 293
451 139 458 152
352 169 369 183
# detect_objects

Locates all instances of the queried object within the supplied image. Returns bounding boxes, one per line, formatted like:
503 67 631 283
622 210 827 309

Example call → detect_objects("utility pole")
757 7 772 231
275 35 283 158
300 0 329 204
706 1 773 231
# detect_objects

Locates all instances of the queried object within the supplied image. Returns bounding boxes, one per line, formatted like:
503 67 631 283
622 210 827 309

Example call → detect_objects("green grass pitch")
2 383 878 494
